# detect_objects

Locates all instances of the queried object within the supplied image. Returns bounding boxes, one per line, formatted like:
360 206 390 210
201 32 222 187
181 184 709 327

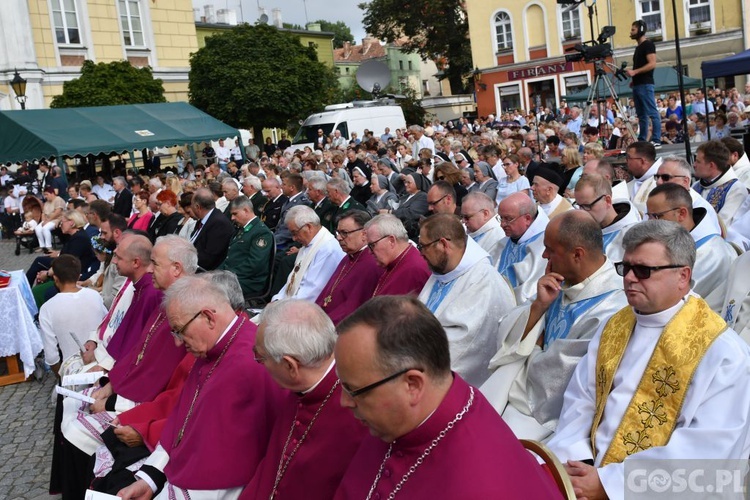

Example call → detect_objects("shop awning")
0 102 240 163
562 67 706 102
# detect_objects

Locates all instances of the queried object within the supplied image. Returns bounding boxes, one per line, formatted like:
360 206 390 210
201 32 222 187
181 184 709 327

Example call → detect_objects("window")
688 0 710 25
408 61 413 71
639 0 662 34
561 8 581 40
498 84 521 113
494 12 513 52
52 0 81 45
119 0 144 47
399 60 404 70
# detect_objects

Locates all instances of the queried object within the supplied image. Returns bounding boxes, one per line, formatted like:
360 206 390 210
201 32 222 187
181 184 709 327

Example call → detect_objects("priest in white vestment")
461 191 505 260
573 174 640 262
692 140 748 227
624 141 662 215
271 205 344 303
547 220 750 500
491 192 549 304
417 214 516 387
481 211 627 440
646 184 736 312
721 250 750 343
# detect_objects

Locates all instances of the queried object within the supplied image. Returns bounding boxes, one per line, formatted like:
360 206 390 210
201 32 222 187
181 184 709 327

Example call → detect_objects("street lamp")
473 67 487 91
10 69 27 110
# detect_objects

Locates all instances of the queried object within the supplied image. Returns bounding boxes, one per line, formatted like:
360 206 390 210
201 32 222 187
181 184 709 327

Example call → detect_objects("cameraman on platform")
626 20 661 147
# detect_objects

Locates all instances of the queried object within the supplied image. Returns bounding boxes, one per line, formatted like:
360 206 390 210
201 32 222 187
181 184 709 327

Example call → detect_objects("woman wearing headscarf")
366 174 398 216
350 167 372 206
473 161 498 202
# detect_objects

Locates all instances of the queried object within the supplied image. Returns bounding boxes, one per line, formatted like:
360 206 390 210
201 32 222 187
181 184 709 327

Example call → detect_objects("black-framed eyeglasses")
417 237 448 251
342 367 422 398
427 194 448 207
614 261 684 280
171 310 202 341
573 194 606 211
336 227 364 239
460 210 481 221
654 174 688 182
367 235 390 251
645 207 681 220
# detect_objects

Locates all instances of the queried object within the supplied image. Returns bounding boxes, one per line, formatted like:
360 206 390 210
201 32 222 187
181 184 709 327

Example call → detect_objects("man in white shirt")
215 139 231 171
271 206 344 302
409 124 435 158
547 220 750 500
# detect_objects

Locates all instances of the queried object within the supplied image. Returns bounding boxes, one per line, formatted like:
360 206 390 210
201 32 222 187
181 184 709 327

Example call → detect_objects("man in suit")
189 188 235 271
274 173 311 250
242 175 268 214
261 178 288 232
112 176 133 218
327 177 366 223
307 176 337 233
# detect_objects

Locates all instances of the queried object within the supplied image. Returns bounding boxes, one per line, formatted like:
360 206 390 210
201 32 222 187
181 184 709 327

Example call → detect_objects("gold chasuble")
590 296 727 466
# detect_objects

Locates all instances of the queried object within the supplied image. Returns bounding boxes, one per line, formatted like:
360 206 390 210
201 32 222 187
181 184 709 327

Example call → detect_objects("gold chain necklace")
372 246 410 297
323 251 364 307
270 379 340 499
134 312 166 366
173 315 245 448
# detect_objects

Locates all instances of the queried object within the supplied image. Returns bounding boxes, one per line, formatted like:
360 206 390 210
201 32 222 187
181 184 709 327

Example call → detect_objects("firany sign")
507 62 574 81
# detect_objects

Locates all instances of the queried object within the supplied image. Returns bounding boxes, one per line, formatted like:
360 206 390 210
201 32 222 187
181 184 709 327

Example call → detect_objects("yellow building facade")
2 0 197 110
465 0 745 117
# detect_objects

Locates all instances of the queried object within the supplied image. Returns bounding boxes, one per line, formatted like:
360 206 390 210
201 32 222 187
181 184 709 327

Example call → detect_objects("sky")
192 0 369 42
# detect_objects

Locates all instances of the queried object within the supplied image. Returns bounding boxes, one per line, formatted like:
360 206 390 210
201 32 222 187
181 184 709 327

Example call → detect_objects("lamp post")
10 69 27 110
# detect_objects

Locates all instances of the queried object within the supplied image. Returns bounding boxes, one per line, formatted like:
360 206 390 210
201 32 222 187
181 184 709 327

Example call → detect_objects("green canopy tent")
562 67 706 102
0 102 241 166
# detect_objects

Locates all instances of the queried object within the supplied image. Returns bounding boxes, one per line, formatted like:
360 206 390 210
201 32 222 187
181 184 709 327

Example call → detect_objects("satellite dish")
356 60 390 98
259 13 269 24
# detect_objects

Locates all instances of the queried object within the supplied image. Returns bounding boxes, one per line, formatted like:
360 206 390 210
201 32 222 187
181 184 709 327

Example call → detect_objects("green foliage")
314 19 355 49
333 84 373 104
396 87 426 126
50 60 166 108
189 24 339 134
358 0 472 95
282 22 304 30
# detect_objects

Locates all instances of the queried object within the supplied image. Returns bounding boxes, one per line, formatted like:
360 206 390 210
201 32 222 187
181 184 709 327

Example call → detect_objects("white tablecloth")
0 270 42 378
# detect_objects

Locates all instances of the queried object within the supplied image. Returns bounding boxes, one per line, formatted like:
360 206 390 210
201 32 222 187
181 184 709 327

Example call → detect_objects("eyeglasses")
342 368 422 398
252 345 267 364
615 261 684 280
290 223 309 237
625 156 644 161
336 227 363 239
435 175 445 181
573 194 606 211
645 207 681 220
171 310 203 341
427 194 448 207
460 210 481 221
502 162 514 167
366 235 389 251
417 237 448 251
654 174 688 182
499 214 523 225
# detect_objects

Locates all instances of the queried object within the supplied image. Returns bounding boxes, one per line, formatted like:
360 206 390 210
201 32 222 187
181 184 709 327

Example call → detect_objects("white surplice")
418 238 516 387
547 296 750 500
690 207 737 313
491 210 549 304
721 251 750 344
481 260 627 440
693 168 748 227
627 159 661 216
601 200 641 262
468 216 505 262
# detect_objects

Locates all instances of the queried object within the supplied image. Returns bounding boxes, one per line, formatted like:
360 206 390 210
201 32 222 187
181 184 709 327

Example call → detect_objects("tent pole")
128 151 137 176
671 0 691 161
188 144 197 167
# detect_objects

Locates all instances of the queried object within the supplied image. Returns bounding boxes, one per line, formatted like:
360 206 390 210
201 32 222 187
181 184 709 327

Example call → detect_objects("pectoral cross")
323 295 332 307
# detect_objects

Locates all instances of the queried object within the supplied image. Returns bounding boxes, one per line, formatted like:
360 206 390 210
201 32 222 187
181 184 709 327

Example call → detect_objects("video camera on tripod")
564 26 616 63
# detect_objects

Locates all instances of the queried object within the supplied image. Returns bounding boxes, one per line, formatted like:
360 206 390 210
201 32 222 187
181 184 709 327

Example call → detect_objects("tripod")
583 60 637 147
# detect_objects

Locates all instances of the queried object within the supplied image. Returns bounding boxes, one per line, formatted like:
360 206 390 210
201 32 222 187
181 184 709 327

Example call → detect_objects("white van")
292 101 406 150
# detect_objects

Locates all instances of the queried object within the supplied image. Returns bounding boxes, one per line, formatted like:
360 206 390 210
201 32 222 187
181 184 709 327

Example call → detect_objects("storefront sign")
507 62 573 81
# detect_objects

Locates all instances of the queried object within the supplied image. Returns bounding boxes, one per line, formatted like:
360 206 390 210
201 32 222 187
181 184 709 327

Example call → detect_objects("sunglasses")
614 261 684 280
654 174 688 182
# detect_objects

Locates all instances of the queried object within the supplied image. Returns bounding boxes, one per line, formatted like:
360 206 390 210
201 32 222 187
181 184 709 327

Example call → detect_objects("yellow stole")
590 297 726 466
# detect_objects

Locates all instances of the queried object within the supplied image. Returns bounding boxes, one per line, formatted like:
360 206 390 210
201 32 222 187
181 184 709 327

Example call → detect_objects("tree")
50 60 166 108
189 24 339 141
314 20 355 49
359 0 472 95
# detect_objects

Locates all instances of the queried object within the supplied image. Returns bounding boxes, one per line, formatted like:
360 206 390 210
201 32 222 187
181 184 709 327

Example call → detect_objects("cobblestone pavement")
0 239 61 500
